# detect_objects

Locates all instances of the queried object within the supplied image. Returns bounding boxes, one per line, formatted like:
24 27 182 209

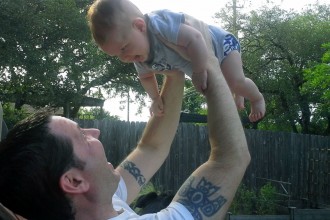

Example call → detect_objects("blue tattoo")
177 176 227 220
120 161 146 186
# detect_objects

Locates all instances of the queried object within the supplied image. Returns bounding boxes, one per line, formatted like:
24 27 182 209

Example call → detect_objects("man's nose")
86 128 100 139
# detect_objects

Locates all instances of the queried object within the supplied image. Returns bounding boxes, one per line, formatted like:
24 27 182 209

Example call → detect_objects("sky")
104 0 329 122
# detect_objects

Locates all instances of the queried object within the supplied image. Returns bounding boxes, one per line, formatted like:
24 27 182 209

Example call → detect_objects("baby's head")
87 0 144 46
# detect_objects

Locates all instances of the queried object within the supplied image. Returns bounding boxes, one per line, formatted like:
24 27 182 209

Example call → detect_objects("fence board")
76 119 330 207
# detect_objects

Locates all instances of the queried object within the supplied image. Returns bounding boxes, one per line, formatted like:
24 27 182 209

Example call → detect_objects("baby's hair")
87 0 144 45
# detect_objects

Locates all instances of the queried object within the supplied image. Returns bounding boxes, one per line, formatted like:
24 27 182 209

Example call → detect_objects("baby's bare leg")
220 51 265 122
234 94 245 110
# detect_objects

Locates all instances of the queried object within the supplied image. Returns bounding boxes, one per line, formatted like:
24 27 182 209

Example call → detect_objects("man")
0 63 250 219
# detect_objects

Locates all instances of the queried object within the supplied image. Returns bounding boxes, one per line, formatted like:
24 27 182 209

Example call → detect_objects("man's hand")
192 70 208 94
150 95 164 117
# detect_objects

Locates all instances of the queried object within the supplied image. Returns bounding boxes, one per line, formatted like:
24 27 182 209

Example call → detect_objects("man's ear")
133 17 147 32
60 168 89 194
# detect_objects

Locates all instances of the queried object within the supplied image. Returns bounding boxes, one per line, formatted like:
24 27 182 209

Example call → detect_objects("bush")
256 182 278 215
230 184 257 214
230 182 278 215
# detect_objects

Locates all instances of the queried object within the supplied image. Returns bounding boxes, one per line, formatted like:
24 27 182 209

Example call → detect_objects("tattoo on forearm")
177 176 227 220
120 161 146 186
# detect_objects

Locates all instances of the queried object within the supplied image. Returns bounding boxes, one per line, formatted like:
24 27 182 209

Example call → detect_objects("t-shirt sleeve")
147 9 185 44
158 202 194 219
136 202 194 220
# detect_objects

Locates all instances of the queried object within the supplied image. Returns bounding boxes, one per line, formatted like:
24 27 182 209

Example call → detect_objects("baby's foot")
249 95 266 122
234 95 245 110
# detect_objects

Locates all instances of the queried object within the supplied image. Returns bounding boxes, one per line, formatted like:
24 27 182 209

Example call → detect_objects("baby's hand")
192 70 208 94
150 96 164 117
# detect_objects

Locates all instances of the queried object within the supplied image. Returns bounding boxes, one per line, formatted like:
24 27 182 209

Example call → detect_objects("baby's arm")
140 74 164 116
177 24 208 93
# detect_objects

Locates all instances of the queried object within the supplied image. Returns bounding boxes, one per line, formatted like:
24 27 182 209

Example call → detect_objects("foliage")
1 103 28 129
77 107 119 120
0 0 144 118
256 182 278 215
214 0 247 36
205 2 330 135
301 43 330 135
1 0 330 134
230 182 278 215
182 80 205 113
230 184 257 215
238 4 330 134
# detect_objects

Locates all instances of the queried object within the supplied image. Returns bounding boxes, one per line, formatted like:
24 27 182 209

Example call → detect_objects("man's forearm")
119 71 185 203
139 72 184 151
173 56 250 220
206 56 250 164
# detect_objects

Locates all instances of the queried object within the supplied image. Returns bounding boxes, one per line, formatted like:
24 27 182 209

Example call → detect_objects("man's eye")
121 45 127 51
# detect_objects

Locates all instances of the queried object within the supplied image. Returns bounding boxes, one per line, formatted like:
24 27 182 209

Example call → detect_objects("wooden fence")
77 119 330 208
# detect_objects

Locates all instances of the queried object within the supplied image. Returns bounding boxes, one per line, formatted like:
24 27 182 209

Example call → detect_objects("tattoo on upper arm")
177 176 227 220
120 160 146 186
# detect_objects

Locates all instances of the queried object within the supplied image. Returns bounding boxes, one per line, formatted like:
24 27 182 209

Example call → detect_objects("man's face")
49 116 120 199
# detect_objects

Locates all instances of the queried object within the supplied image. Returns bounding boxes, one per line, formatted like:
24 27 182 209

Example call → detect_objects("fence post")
226 212 232 220
288 206 296 220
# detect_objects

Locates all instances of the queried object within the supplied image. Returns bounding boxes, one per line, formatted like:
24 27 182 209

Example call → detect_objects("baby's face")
101 18 150 63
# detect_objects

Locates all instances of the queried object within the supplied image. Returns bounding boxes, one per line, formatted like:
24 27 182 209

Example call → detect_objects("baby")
87 0 265 122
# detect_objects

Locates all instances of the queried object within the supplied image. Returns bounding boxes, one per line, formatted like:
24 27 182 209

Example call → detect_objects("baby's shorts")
223 34 241 58
209 25 241 63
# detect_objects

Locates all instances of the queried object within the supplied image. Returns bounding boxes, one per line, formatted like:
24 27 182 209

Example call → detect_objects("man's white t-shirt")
109 177 193 219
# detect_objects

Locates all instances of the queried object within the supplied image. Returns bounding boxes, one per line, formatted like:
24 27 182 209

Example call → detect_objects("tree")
182 80 205 114
78 107 120 120
0 0 144 118
238 4 330 134
302 43 330 135
214 0 247 35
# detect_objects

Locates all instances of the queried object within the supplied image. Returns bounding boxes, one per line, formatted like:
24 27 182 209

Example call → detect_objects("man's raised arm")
173 56 251 219
117 71 185 203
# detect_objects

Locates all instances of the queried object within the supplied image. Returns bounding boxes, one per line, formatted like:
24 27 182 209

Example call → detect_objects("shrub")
230 182 278 215
256 182 278 215
230 184 257 214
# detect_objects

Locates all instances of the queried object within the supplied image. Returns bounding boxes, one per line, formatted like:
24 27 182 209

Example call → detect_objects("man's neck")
74 199 119 220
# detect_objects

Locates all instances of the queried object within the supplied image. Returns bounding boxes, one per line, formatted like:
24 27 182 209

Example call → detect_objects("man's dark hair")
0 111 82 220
